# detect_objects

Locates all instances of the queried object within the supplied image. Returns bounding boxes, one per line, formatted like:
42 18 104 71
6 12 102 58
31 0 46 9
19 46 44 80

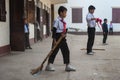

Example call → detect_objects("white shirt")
109 23 113 28
86 13 96 28
53 17 67 33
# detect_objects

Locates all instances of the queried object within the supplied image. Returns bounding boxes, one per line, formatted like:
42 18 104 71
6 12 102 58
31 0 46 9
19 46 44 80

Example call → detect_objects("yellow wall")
40 0 51 8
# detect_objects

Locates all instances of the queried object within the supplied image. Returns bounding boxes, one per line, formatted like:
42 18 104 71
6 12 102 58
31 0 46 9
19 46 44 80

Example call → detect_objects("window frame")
112 8 120 23
72 8 82 23
0 0 6 22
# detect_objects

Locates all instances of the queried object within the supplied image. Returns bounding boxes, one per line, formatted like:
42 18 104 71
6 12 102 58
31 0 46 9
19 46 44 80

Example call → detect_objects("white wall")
29 24 35 39
54 0 120 32
0 0 10 47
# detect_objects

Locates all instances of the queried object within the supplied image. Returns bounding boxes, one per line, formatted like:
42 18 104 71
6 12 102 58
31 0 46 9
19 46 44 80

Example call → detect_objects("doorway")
10 0 25 51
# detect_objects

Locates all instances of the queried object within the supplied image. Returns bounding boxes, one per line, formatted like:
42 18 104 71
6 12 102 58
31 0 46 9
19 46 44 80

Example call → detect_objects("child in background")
109 21 113 35
102 18 108 45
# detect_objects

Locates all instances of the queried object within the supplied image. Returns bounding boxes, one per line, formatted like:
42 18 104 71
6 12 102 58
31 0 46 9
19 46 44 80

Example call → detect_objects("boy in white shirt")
86 5 97 55
45 6 76 71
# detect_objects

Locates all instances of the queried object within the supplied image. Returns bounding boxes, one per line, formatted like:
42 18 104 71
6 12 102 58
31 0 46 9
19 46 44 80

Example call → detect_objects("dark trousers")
48 33 70 64
87 27 95 53
25 33 31 48
109 28 113 35
103 32 108 43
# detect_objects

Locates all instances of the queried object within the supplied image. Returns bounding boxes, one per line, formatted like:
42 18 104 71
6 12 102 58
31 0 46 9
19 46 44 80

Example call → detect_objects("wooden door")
10 0 25 51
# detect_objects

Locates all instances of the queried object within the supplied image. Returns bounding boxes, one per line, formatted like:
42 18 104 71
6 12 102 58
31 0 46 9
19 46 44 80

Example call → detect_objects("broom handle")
81 48 105 50
32 36 64 72
41 36 64 65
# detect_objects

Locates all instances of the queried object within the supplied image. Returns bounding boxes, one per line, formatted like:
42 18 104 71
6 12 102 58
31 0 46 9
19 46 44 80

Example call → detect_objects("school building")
54 0 120 33
1 0 120 56
0 0 67 56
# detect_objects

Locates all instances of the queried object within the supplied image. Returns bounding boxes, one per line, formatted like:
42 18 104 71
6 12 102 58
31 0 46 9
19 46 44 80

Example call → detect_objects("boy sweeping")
45 6 76 71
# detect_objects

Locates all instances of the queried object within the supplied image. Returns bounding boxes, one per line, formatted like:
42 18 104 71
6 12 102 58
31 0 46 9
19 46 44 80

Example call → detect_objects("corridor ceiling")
50 0 67 4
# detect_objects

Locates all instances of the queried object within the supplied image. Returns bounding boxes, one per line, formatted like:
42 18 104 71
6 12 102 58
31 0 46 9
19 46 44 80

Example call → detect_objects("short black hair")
104 18 107 21
88 5 96 11
58 6 67 15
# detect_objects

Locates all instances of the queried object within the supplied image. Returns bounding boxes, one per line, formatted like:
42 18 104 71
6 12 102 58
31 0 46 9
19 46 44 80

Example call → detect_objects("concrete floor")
0 34 120 80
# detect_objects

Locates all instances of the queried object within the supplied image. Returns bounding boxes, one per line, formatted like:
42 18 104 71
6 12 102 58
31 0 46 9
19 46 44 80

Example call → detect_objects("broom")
81 48 105 51
31 36 64 75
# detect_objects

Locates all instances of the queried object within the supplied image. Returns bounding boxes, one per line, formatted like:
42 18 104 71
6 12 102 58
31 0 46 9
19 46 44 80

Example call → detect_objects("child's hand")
61 33 66 37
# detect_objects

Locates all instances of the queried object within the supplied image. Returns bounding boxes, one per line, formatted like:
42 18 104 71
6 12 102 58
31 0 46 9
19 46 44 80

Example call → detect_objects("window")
0 0 6 22
112 8 120 23
72 8 82 23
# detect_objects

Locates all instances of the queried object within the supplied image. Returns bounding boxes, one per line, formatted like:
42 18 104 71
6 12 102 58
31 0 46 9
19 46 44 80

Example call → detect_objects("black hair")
104 18 107 21
58 6 67 15
88 5 96 11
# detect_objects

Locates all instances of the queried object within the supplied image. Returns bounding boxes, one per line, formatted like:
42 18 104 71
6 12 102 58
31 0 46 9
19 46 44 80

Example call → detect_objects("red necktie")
61 19 66 33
